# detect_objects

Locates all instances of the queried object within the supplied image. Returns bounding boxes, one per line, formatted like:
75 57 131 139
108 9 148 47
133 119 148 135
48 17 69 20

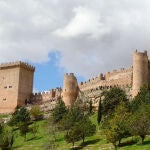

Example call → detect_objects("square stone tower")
0 61 35 113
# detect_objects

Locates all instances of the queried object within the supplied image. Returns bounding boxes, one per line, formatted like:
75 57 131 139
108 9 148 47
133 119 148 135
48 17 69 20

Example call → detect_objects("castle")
0 61 35 113
0 50 149 113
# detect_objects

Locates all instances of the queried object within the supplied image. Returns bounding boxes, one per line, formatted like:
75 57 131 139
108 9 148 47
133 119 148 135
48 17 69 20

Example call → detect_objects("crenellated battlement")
79 67 132 87
134 49 147 56
32 87 62 102
64 73 76 79
0 61 35 71
79 66 133 92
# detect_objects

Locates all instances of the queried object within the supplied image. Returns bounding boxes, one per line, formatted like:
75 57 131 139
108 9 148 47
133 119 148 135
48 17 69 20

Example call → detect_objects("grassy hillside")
1 113 150 150
8 114 150 150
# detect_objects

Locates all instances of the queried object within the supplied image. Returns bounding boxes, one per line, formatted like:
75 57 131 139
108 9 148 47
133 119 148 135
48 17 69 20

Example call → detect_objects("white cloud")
54 7 110 38
0 0 150 78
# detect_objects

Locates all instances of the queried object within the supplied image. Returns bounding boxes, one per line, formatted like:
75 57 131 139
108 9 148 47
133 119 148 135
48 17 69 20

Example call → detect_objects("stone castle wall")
31 87 62 103
79 67 133 92
0 50 150 113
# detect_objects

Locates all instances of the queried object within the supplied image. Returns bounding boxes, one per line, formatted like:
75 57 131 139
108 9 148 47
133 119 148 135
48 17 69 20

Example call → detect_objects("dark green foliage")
127 104 150 144
51 98 67 124
0 125 14 150
0 122 4 134
61 102 96 147
19 122 29 141
8 107 31 141
9 107 31 126
64 126 81 147
130 85 150 112
102 87 128 116
60 104 84 131
77 117 96 143
88 99 93 114
103 103 131 148
97 99 102 125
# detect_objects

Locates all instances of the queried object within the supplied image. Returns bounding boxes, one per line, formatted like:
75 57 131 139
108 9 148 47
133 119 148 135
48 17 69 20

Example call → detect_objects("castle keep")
0 62 35 113
0 50 150 113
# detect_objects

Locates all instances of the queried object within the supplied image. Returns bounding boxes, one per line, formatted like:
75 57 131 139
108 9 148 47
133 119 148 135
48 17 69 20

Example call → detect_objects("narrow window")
3 98 6 101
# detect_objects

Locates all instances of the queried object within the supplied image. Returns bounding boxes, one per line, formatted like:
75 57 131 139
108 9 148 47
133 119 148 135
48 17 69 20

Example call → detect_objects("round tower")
132 50 148 97
62 73 79 106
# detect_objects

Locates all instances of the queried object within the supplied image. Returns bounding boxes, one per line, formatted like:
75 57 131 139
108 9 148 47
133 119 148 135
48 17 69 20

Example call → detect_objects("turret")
132 50 148 97
62 73 79 106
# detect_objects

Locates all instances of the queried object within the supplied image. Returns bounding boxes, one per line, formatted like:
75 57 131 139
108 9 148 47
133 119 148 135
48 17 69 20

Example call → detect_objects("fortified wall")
78 67 133 108
79 67 132 92
31 49 150 108
31 87 62 103
0 50 150 113
75 50 150 108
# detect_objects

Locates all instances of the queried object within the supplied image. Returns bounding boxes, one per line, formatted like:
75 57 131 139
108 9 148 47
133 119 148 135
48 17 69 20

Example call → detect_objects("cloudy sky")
0 0 150 91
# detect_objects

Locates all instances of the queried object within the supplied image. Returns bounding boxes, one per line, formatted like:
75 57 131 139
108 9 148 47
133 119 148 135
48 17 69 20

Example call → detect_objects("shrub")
30 105 43 121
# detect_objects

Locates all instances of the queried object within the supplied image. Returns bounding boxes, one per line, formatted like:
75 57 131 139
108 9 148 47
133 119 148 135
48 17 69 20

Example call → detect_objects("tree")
127 104 150 144
130 85 150 112
78 117 96 143
51 98 67 124
88 99 93 114
105 129 119 150
64 125 81 147
103 103 131 149
97 99 102 125
8 107 31 141
60 103 84 131
102 87 128 116
9 107 31 127
60 101 96 147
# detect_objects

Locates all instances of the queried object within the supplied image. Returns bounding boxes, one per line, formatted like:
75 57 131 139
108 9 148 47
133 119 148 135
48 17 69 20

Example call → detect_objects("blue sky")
32 52 85 92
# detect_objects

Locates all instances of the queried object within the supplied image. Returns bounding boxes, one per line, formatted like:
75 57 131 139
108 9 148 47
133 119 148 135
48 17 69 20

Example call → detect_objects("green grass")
10 114 150 150
0 113 11 119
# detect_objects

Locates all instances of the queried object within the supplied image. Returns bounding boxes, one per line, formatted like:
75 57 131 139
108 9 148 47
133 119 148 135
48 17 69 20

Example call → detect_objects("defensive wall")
79 67 133 92
31 87 62 103
0 50 150 113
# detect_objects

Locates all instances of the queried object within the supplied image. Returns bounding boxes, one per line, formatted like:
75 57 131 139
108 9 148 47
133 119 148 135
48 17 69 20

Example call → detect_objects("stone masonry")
0 61 35 113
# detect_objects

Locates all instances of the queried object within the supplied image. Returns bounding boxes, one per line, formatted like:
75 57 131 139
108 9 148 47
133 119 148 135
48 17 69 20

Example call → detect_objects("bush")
30 105 43 121
0 125 14 150
9 107 31 127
